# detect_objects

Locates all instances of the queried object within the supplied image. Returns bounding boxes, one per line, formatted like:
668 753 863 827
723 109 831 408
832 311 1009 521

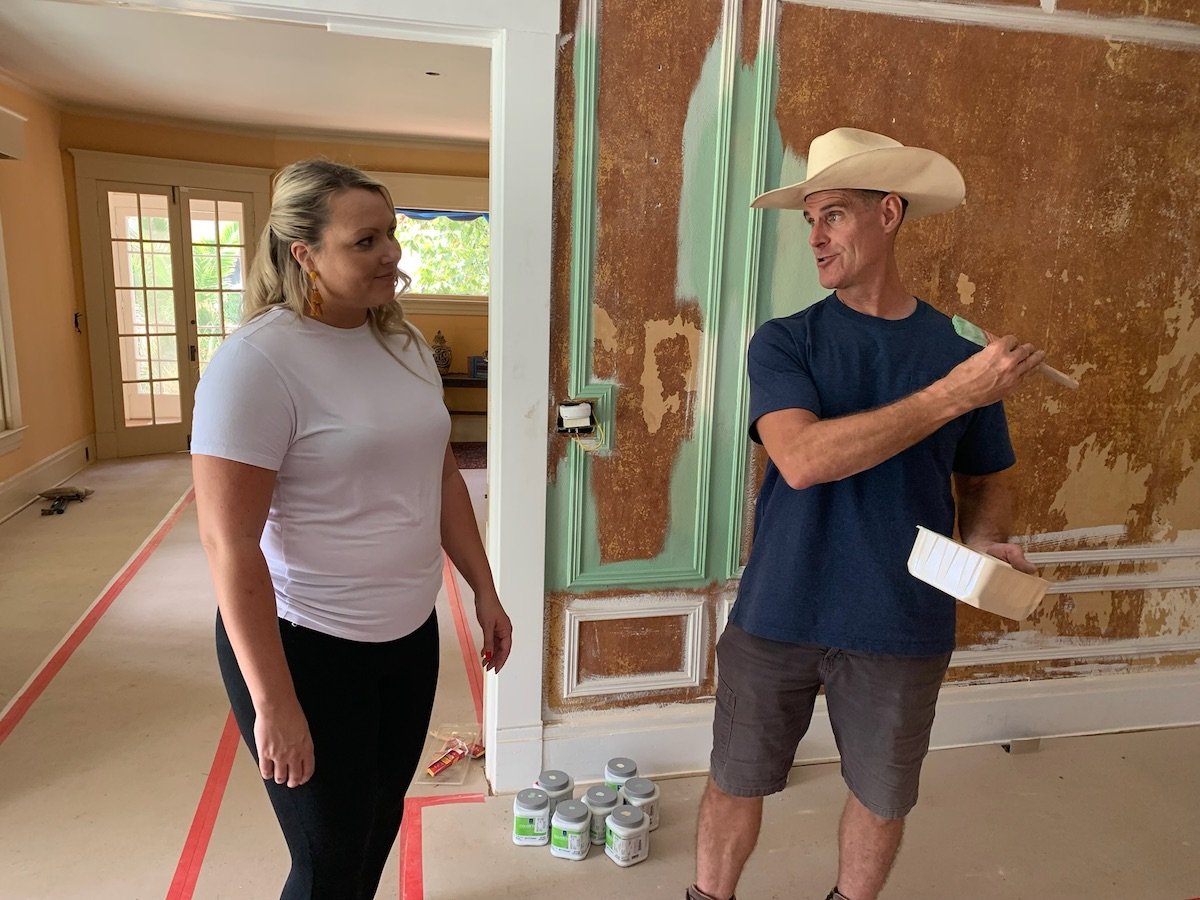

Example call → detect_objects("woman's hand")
253 698 314 788
474 592 513 673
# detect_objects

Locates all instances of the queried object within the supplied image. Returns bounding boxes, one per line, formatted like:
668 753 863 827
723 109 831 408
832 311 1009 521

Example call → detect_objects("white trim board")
0 104 27 159
0 436 95 523
73 0 560 38
782 0 1200 50
952 636 1200 668
0 211 23 447
1031 543 1200 564
541 666 1200 789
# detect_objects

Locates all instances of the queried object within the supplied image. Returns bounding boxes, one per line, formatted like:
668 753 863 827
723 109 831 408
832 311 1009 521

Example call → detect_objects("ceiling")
0 0 491 144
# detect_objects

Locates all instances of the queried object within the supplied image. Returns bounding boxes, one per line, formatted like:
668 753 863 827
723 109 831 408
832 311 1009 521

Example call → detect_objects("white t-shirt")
191 308 451 642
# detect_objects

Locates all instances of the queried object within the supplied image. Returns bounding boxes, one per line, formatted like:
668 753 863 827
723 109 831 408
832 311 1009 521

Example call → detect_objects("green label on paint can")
515 816 542 837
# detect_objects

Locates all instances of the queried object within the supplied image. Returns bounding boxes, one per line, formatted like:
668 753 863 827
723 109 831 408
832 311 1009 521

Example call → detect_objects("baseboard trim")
539 666 1200 790
0 436 96 523
487 721 545 794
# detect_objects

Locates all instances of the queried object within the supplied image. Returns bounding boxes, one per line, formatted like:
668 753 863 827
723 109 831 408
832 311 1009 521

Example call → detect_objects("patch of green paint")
761 143 822 324
546 12 827 593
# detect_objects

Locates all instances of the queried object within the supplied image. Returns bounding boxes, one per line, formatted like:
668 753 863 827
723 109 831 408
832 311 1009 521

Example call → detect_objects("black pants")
216 610 439 900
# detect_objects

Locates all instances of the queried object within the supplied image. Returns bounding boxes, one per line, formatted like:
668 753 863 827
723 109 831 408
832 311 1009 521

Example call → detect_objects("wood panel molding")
952 636 1200 667
563 594 705 698
723 0 780 581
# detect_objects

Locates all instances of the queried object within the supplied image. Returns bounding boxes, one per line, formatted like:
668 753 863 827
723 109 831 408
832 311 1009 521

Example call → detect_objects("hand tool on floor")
952 315 1080 389
38 485 94 515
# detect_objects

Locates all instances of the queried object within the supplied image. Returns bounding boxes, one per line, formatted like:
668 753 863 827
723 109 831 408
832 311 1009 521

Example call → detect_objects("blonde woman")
192 159 512 899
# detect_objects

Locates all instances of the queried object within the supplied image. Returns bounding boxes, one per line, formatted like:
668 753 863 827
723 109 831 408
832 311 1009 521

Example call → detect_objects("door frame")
73 152 272 459
74 0 558 792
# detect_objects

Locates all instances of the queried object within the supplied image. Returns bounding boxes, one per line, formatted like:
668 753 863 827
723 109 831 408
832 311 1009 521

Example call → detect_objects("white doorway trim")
139 0 556 792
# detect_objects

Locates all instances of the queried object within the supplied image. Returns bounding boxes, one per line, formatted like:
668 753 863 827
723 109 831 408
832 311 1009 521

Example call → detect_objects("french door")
96 181 253 456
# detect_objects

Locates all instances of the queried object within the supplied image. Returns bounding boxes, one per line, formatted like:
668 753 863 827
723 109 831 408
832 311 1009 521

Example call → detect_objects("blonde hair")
244 159 436 381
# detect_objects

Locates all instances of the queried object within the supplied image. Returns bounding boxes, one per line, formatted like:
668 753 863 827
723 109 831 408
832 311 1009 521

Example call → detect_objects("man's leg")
691 625 825 900
835 792 904 900
694 777 763 899
822 648 951 900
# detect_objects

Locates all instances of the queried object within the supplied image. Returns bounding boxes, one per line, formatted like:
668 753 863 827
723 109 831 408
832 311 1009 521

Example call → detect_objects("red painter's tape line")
0 488 195 747
442 554 484 727
399 793 483 900
166 710 241 900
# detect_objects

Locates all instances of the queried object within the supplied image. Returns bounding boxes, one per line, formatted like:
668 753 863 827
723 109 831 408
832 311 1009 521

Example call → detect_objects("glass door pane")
106 191 182 427
185 195 247 376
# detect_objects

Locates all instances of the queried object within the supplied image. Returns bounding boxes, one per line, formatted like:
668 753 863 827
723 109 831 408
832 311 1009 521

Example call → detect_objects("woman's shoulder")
227 307 299 344
204 308 301 376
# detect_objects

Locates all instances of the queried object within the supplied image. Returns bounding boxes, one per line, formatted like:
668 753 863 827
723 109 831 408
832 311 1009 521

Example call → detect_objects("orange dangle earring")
307 270 323 319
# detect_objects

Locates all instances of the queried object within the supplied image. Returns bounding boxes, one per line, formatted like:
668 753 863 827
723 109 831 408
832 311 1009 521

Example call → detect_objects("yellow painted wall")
0 100 491 482
407 312 488 373
408 311 489 422
0 82 93 483
58 111 489 177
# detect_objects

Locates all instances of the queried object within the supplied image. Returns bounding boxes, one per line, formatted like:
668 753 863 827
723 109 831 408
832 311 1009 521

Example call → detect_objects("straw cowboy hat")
751 127 965 220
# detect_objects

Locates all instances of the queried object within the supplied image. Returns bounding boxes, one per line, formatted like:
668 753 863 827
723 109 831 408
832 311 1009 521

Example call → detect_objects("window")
0 212 24 455
395 209 489 304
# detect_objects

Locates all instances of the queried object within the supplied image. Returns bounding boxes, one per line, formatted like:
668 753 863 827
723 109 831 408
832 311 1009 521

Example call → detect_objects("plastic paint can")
603 756 638 791
535 769 574 815
550 798 591 861
604 804 649 867
620 776 661 831
582 784 620 845
512 788 550 846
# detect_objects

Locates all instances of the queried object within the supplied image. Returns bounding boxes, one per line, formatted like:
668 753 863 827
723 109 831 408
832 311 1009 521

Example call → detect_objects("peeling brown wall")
549 0 580 482
740 0 764 67
945 649 1200 684
587 0 722 562
776 6 1199 540
545 0 1198 714
578 615 686 678
776 5 1199 666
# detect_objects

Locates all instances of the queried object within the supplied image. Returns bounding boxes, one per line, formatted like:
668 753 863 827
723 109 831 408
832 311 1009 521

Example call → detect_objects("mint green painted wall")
546 5 825 593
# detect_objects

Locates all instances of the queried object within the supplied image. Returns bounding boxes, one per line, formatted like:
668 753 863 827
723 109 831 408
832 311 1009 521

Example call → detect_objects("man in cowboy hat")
689 128 1046 900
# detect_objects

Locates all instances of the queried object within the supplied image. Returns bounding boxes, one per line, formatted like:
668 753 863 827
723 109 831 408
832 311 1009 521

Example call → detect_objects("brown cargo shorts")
710 623 951 819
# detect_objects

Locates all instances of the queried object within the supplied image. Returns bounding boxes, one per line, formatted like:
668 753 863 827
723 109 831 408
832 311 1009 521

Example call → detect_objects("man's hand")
968 539 1038 575
941 334 1047 410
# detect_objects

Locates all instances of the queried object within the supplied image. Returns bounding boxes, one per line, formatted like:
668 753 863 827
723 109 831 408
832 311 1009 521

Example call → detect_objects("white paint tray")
907 526 1049 621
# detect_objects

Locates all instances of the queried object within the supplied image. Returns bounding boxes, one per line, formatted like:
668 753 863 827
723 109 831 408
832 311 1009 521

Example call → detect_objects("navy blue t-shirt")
730 295 1015 656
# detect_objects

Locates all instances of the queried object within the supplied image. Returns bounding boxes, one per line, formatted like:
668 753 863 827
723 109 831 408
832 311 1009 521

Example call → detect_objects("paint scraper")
952 315 1080 390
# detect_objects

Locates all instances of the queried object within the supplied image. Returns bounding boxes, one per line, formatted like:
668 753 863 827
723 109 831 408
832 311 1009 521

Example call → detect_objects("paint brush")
952 315 1080 390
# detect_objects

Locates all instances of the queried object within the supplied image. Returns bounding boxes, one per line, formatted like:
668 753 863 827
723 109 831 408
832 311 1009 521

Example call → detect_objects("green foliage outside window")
395 214 489 296
121 215 244 390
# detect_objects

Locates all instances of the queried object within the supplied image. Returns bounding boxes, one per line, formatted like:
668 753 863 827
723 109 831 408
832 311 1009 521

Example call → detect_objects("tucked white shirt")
191 308 450 642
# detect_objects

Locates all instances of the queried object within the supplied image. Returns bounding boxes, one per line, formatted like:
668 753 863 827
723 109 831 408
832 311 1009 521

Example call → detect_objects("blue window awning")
396 208 489 222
